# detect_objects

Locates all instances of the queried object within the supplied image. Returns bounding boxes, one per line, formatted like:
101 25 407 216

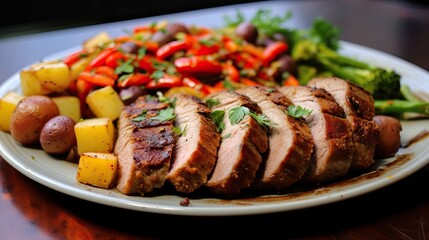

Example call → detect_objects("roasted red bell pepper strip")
94 66 118 80
156 40 190 60
188 43 220 56
63 49 88 67
182 76 213 95
78 71 116 87
75 78 94 117
133 25 156 34
263 41 288 66
223 63 240 82
143 41 159 53
174 57 223 77
105 51 127 68
241 78 261 86
117 73 151 88
85 47 117 71
283 74 300 86
145 74 183 89
137 55 157 73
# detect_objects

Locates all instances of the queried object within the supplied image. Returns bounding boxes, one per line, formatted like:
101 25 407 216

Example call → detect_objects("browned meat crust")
307 77 380 170
237 86 314 191
114 96 175 195
278 86 354 183
204 90 269 197
167 93 221 193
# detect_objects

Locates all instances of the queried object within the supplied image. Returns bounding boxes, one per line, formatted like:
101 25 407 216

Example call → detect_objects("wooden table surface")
1 1 429 239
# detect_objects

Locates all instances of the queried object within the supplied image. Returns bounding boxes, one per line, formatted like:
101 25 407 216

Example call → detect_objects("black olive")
235 22 258 44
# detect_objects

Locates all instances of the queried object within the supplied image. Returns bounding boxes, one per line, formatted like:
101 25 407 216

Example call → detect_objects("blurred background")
1 0 428 39
0 0 260 38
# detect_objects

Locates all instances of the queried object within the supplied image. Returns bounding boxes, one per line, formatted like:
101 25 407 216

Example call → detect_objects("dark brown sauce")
403 130 429 148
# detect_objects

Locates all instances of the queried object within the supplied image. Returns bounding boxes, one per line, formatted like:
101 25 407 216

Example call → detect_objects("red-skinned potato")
10 95 60 145
40 115 77 155
373 115 402 159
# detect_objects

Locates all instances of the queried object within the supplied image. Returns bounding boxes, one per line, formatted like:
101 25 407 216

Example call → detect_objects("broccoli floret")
291 27 402 100
318 56 402 100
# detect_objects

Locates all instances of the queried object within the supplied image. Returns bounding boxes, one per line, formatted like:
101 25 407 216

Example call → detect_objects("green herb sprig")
285 105 313 118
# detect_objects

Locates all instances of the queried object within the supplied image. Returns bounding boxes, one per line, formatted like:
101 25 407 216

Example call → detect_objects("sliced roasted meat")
236 86 314 190
114 96 175 195
307 77 380 170
204 90 269 197
167 93 221 193
278 86 354 183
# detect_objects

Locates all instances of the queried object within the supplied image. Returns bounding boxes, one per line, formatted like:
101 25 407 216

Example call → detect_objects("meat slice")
236 86 314 190
114 96 175 195
307 77 380 170
167 93 221 193
277 86 354 183
204 90 269 197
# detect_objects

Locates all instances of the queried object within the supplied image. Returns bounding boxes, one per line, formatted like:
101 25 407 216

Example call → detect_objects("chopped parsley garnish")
132 109 148 122
211 110 225 132
285 105 313 118
115 59 134 75
205 98 220 108
228 106 249 125
228 106 272 128
131 107 175 122
173 124 187 136
150 69 164 81
151 107 175 122
137 47 146 60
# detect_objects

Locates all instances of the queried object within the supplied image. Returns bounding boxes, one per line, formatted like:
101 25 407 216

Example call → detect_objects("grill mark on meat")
115 96 174 195
236 86 314 191
205 90 269 197
278 86 354 183
307 77 380 170
167 94 221 193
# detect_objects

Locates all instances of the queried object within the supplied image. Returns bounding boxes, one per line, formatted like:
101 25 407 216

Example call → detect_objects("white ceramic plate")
1 41 429 216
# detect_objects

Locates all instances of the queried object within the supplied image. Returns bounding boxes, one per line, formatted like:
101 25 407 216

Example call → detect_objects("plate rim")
1 41 429 216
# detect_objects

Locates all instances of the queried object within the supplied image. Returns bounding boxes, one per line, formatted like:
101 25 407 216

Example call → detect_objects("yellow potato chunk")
70 57 92 81
74 118 115 154
76 152 118 188
0 92 24 132
20 60 72 96
86 86 124 121
52 96 81 122
83 31 111 51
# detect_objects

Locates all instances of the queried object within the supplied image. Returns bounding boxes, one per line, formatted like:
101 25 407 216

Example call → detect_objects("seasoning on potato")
10 95 60 145
39 115 77 155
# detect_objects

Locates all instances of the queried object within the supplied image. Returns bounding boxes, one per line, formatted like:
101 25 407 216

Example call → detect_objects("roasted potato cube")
86 86 124 120
20 60 72 96
74 118 115 154
83 31 111 51
52 96 81 122
76 152 118 188
0 92 24 132
70 57 92 81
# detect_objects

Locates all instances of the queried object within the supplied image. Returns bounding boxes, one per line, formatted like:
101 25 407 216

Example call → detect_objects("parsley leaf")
211 110 225 132
205 98 220 108
132 109 148 122
115 59 134 74
228 106 250 125
151 107 175 122
229 106 272 128
249 112 273 128
173 124 187 136
285 105 313 118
